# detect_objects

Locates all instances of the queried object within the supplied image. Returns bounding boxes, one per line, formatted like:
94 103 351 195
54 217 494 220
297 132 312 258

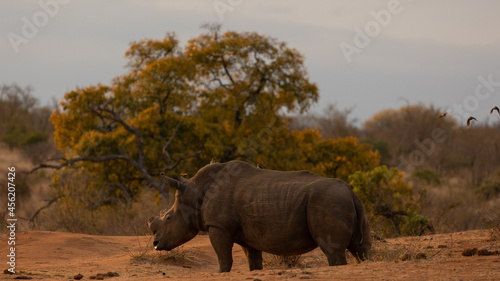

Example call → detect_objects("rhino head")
148 173 200 251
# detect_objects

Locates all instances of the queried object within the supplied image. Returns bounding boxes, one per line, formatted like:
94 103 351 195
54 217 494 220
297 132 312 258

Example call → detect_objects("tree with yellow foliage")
187 24 319 161
256 128 380 181
34 25 318 203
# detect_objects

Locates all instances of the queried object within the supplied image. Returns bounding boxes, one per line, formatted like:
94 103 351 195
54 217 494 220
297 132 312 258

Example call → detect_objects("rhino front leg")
241 246 263 271
208 227 234 272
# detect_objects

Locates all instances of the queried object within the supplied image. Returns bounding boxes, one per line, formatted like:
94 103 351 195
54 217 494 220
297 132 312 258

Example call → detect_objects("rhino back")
197 161 357 255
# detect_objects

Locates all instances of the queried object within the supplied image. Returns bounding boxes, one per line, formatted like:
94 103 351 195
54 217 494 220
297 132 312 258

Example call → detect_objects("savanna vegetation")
1 25 500 239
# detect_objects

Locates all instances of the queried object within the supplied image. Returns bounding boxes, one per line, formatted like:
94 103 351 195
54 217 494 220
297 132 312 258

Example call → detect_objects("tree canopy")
48 25 319 202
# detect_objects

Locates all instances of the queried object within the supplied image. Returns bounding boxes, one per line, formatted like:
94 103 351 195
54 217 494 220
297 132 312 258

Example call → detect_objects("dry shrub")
132 248 194 268
482 205 500 241
0 142 54 233
370 235 445 263
32 168 167 235
157 246 189 262
488 225 500 242
415 176 500 233
125 235 153 262
371 237 421 262
125 235 190 265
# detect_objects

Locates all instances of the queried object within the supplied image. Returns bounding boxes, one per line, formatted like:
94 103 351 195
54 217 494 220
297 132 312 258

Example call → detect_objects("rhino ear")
160 172 186 192
179 176 189 183
178 173 188 182
210 157 216 164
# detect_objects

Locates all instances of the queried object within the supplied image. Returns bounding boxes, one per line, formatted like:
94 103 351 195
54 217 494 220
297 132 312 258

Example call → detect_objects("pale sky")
2 0 500 125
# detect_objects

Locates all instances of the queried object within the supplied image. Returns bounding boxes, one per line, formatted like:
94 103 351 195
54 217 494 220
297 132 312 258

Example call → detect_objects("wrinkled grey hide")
148 161 371 272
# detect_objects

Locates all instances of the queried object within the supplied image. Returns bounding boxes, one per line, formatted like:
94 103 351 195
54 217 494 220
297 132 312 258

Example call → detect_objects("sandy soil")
1 229 499 280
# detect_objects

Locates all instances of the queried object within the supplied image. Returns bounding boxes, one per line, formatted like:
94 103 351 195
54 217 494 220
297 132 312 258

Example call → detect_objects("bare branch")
162 120 184 165
28 90 198 199
28 155 136 174
29 196 61 224
86 99 146 168
162 150 202 172
211 77 229 90
103 182 132 205
220 54 236 86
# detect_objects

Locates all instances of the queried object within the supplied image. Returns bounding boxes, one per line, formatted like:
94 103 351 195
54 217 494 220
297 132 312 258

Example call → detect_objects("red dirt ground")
1 229 499 280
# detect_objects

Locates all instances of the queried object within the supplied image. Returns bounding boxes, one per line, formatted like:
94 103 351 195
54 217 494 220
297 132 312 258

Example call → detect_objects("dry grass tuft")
370 234 449 263
126 235 191 265
157 246 188 262
264 254 303 269
125 234 153 262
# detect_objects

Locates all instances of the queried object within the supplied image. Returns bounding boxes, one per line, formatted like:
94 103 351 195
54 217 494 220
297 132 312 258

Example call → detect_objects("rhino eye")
166 214 172 222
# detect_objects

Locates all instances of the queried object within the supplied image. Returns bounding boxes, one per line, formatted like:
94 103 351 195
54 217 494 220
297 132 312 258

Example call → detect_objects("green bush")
412 169 441 185
1 123 28 148
477 180 500 200
22 131 48 146
349 165 429 237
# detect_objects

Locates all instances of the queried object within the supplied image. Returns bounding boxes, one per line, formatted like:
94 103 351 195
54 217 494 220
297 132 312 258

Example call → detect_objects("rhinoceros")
148 160 371 272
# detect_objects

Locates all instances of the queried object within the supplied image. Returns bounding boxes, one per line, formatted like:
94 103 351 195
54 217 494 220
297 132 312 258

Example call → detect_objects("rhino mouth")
153 240 173 251
153 240 160 250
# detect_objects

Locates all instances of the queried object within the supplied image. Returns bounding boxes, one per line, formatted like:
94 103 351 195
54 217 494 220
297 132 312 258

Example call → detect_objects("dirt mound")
1 229 499 280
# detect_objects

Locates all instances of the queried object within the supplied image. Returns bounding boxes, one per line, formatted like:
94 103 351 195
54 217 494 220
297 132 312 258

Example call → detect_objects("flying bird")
467 116 478 128
491 106 500 115
438 112 450 119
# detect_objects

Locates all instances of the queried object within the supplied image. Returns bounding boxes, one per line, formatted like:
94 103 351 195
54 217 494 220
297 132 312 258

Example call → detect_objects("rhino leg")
308 226 350 265
313 236 347 265
324 249 348 266
241 246 263 271
208 227 234 273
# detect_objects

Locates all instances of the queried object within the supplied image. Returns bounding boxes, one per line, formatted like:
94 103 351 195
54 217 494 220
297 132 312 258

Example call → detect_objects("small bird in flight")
467 116 478 128
438 112 450 119
491 106 500 115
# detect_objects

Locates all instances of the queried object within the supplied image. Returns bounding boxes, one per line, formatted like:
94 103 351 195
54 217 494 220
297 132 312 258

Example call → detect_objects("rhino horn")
160 172 186 192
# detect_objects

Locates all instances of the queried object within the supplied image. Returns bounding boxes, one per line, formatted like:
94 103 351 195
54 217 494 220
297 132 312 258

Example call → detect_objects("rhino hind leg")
326 251 348 266
241 246 263 271
314 238 348 266
208 227 234 272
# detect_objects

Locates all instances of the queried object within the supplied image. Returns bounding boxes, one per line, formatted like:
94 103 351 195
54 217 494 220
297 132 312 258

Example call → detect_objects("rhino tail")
350 190 371 261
